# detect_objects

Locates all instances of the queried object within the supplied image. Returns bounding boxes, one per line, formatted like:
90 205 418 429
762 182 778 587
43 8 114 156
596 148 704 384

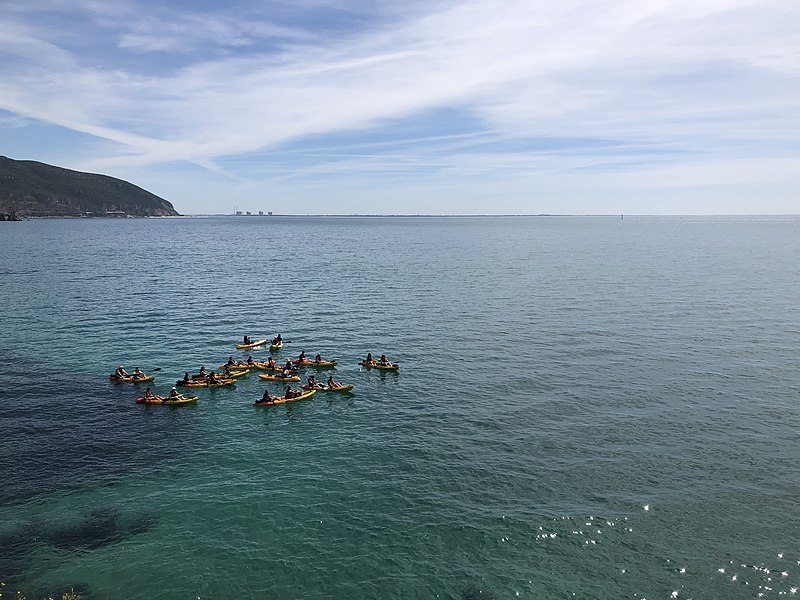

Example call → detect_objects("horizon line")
178 213 800 218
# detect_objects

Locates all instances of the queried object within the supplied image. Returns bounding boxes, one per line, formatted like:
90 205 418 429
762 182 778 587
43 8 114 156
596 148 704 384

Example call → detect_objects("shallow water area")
1 215 799 599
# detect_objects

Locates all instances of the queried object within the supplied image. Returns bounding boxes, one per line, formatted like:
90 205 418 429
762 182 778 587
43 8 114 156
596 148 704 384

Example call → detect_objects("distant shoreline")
184 213 800 218
6 213 799 220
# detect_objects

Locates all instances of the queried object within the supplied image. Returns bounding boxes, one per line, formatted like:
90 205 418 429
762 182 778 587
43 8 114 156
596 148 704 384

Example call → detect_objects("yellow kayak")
255 364 300 374
254 389 316 406
110 374 155 383
219 361 267 370
301 384 354 393
257 373 301 382
136 396 198 405
294 359 337 369
359 362 399 371
182 378 236 388
236 339 267 349
224 369 250 378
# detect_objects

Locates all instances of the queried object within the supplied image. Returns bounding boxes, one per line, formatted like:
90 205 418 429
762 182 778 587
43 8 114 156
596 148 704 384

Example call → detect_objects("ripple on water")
1 216 800 598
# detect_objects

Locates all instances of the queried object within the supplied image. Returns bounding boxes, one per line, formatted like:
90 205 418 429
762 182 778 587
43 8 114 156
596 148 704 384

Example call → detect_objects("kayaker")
227 356 236 366
272 335 281 345
285 386 296 399
143 387 155 400
199 366 209 377
298 351 306 362
243 335 251 345
267 357 277 369
284 359 294 371
364 353 375 365
327 375 339 389
314 353 323 363
116 366 129 378
247 355 256 366
379 355 390 365
277 334 282 342
182 372 191 385
281 368 292 378
260 389 276 404
168 387 184 400
307 375 320 389
208 372 220 384
222 365 232 377
132 367 145 379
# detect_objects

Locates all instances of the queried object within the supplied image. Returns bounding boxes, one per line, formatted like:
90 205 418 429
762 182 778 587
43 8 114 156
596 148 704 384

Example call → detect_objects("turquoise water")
1 215 799 599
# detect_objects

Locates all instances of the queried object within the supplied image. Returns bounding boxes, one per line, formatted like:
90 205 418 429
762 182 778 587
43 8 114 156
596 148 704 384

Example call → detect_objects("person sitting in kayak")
208 372 221 384
272 335 281 345
247 356 256 366
132 367 145 379
143 387 155 400
314 353 324 363
227 356 236 366
222 365 233 377
260 389 276 404
168 387 184 400
116 366 129 378
284 359 294 371
307 375 322 389
326 375 340 389
243 335 251 345
284 386 297 399
199 366 209 377
379 355 390 365
363 353 376 365
298 351 306 362
280 368 293 378
267 357 277 369
181 372 191 385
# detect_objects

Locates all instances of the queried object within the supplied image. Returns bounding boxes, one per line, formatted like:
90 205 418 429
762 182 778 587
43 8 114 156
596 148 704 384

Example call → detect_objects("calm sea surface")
1 215 799 599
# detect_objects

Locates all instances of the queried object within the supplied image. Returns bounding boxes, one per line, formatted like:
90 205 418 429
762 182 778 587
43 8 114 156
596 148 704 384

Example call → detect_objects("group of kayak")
254 374 352 406
117 333 398 408
224 351 337 373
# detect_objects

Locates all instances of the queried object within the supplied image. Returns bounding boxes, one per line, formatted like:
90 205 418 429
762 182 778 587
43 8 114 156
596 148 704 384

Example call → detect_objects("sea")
0 215 798 600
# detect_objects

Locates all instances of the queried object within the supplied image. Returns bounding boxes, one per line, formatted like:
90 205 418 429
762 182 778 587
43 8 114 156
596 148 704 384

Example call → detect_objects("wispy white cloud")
0 0 798 212
117 11 315 54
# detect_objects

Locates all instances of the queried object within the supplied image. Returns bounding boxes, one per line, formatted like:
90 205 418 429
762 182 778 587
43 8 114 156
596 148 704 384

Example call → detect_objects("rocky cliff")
0 156 180 217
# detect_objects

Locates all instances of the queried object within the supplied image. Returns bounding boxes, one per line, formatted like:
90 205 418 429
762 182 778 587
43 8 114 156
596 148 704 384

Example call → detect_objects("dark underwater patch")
47 507 125 551
0 355 189 506
44 507 157 551
0 506 157 593
0 528 30 583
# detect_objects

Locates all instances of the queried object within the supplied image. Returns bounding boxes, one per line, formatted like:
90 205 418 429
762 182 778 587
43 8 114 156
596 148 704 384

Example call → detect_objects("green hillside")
0 156 180 217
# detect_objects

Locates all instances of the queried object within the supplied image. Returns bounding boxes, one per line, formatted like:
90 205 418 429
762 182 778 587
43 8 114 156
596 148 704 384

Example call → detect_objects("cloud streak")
0 0 798 212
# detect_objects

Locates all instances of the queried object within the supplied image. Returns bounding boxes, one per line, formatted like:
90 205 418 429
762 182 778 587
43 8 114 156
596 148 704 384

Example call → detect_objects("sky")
1 0 798 215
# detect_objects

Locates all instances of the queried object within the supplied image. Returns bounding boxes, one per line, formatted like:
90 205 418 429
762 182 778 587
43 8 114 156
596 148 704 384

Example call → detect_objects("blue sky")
1 0 798 214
